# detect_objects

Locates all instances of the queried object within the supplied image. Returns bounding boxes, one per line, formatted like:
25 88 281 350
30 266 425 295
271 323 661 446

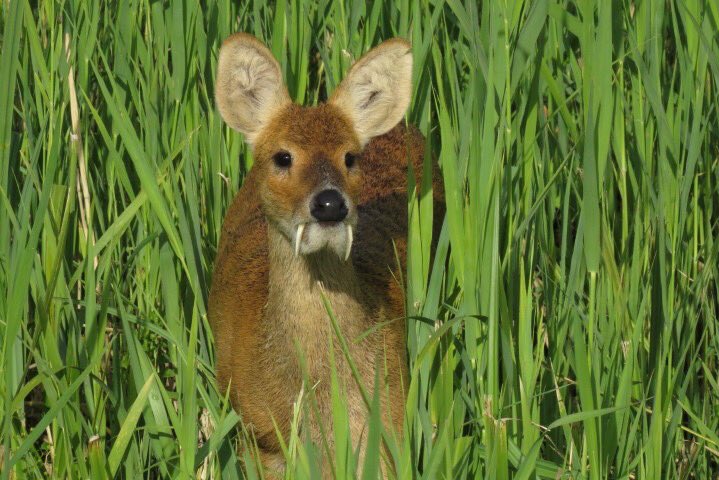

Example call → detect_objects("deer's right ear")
215 33 291 144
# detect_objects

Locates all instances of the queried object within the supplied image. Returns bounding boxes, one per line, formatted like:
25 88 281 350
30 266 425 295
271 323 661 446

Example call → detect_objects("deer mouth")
294 221 353 261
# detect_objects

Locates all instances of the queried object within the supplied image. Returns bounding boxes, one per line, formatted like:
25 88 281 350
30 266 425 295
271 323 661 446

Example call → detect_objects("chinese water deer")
209 33 442 477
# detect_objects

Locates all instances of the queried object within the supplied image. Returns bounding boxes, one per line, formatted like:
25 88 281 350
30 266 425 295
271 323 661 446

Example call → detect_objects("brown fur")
209 36 443 479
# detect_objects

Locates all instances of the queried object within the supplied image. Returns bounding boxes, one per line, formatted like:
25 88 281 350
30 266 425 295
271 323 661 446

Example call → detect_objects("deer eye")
345 152 358 168
273 151 292 168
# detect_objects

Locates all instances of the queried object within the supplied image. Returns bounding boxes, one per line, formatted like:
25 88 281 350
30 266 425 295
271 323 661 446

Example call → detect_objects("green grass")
2 0 719 478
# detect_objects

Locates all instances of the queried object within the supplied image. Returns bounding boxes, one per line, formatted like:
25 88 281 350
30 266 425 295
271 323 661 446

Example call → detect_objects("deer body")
209 34 439 477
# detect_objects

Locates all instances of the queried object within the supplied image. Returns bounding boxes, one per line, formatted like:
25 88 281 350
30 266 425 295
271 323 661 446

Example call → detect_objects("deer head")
215 34 412 261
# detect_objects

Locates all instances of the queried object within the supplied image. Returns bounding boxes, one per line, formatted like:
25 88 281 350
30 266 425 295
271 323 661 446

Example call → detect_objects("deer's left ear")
330 39 412 146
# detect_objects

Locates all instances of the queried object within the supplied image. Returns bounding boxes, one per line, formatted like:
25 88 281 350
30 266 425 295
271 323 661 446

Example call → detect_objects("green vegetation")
2 0 718 478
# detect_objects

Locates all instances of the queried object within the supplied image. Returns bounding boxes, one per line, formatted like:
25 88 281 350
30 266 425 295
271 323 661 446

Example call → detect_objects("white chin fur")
294 222 353 260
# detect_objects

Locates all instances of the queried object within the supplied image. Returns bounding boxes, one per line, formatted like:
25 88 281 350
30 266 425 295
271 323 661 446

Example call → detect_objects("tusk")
344 224 353 261
295 224 305 257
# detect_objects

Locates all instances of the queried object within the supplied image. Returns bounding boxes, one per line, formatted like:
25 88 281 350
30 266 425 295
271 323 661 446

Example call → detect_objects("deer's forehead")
257 104 359 154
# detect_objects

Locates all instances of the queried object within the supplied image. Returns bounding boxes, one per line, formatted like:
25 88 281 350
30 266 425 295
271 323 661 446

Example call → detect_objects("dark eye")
345 152 357 168
273 151 292 168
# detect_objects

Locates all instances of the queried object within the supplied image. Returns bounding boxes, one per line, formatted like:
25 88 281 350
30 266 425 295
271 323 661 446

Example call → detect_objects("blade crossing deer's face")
215 34 412 260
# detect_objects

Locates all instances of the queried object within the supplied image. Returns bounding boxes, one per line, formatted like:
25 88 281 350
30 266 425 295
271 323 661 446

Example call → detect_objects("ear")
215 33 291 144
330 38 412 146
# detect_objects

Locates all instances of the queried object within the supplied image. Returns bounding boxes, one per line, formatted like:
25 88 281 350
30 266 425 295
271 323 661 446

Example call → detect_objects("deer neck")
264 221 371 384
266 221 363 321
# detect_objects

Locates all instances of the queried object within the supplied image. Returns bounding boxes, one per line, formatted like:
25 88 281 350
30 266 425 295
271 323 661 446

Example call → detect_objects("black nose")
311 189 348 222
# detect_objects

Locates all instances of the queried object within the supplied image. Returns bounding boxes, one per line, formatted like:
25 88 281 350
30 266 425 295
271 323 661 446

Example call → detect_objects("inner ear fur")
215 33 291 144
330 38 413 146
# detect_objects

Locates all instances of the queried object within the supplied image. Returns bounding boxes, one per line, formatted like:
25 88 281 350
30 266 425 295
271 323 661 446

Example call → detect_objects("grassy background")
2 0 719 478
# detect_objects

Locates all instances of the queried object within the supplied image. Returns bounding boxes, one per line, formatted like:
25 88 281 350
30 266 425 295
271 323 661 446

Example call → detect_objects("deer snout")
311 189 348 223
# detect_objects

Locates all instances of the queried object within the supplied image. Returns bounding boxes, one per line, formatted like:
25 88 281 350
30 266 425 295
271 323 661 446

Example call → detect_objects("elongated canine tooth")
344 224 353 261
295 224 305 257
